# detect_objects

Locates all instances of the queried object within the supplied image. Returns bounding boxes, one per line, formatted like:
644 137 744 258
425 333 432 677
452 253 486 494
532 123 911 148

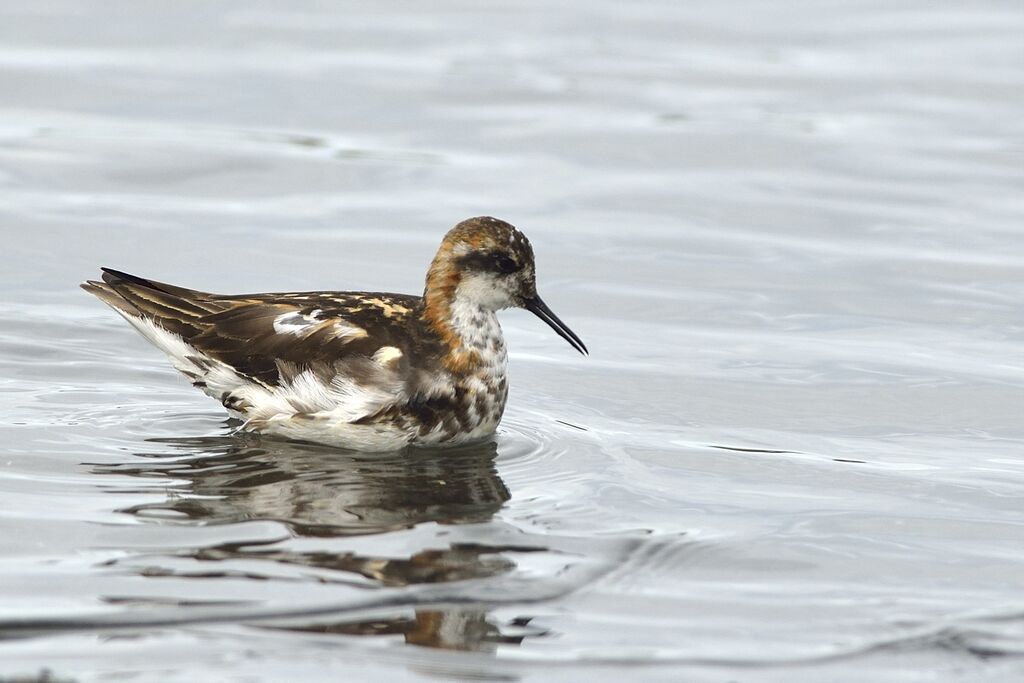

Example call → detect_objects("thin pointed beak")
523 295 588 356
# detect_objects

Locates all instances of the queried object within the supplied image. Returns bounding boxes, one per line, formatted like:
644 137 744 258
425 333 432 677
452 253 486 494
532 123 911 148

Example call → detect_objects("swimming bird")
81 216 587 451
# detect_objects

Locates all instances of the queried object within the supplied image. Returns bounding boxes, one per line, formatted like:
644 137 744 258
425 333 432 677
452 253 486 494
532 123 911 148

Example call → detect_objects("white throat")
448 296 501 346
447 295 507 375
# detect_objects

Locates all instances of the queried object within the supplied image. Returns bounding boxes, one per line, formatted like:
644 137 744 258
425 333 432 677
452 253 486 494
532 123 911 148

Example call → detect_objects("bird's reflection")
112 433 510 535
93 432 545 652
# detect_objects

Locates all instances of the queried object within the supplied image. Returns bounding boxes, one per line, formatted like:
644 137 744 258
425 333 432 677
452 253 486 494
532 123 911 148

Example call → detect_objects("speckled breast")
415 345 509 445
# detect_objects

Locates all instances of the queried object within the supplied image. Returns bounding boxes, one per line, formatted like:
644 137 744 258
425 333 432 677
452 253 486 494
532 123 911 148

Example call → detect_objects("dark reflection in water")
278 608 542 652
107 434 511 534
92 434 547 652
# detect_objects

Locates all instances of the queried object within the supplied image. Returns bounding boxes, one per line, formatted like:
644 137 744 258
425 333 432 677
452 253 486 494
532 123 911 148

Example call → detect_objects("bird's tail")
81 268 223 341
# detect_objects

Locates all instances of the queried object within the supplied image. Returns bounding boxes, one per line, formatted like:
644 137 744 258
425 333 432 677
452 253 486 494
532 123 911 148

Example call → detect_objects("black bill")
523 295 588 355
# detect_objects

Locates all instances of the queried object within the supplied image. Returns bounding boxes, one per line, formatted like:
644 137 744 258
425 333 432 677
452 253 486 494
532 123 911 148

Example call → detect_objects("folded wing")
82 268 420 429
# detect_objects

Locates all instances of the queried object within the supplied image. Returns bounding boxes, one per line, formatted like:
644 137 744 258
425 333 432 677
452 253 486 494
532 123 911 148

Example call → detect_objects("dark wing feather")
194 292 424 386
83 269 425 387
82 268 229 339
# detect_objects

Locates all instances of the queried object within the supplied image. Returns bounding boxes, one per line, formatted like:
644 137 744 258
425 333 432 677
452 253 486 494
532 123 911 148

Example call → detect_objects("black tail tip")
101 267 153 288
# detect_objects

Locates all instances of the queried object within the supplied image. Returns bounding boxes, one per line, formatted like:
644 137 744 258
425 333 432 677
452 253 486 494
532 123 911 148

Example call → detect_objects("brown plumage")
82 216 587 451
84 270 427 387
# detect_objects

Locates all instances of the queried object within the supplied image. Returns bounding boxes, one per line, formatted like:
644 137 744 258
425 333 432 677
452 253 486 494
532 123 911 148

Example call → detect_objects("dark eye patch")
493 254 519 274
456 250 520 274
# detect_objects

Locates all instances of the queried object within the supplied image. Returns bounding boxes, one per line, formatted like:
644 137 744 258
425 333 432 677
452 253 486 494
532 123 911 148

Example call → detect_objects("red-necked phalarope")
82 216 587 451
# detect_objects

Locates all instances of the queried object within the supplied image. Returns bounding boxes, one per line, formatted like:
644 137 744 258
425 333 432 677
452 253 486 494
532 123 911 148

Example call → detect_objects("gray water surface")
1 1 1024 681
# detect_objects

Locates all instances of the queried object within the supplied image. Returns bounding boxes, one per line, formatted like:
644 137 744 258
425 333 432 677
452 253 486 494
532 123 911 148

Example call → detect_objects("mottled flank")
82 216 584 451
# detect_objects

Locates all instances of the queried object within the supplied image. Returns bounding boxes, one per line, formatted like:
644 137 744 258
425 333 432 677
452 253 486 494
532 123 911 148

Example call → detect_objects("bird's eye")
494 255 519 274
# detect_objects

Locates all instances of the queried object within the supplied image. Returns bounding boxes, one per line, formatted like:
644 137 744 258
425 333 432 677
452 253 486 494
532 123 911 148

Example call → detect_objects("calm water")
1 1 1023 680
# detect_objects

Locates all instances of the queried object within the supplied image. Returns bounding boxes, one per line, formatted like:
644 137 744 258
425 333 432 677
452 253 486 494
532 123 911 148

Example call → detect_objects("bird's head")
424 216 587 355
